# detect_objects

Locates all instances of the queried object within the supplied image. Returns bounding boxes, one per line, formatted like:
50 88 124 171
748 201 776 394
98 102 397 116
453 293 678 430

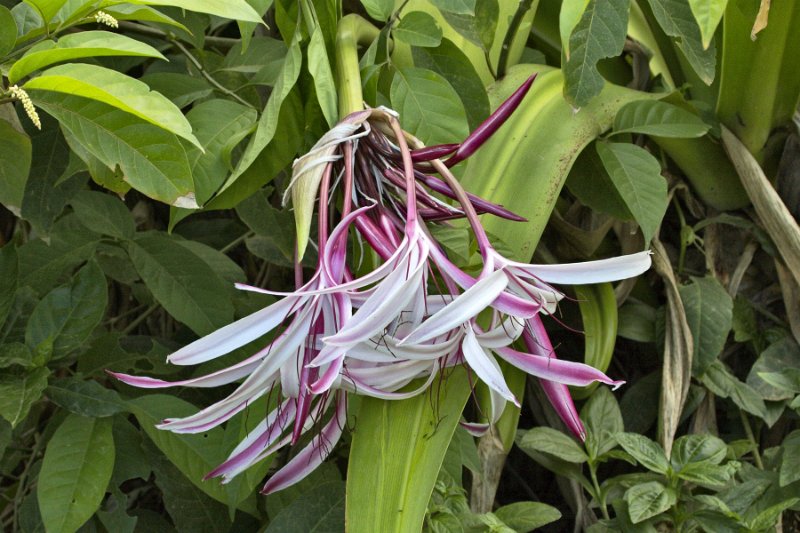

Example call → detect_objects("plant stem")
589 462 610 520
335 15 380 118
497 0 534 79
739 409 764 469
122 303 159 335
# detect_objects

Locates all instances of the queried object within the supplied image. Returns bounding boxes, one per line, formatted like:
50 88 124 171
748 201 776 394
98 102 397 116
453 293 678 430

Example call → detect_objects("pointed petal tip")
610 380 626 391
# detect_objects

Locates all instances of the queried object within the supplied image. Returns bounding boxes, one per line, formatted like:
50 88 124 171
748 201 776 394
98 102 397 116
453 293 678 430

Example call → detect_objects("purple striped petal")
495 346 625 390
505 251 652 285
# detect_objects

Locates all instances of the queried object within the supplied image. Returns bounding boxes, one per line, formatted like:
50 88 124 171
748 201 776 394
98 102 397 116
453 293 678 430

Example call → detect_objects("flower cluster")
112 75 651 494
9 85 41 130
94 10 119 28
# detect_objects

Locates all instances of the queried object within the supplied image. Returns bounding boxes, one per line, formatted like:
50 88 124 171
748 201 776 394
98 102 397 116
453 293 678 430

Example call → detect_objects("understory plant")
1 0 799 532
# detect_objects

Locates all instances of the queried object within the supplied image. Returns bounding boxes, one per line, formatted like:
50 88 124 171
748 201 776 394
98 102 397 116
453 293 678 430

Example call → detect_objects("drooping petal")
462 328 518 406
475 316 525 349
495 346 625 389
505 251 652 285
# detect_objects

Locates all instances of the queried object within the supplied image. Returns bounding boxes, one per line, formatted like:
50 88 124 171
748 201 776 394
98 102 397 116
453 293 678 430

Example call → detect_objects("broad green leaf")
563 0 629 108
559 0 590 59
0 117 32 215
0 367 49 427
236 0 273 51
581 387 624 459
347 367 471 533
677 461 737 488
615 433 670 474
646 0 716 84
307 26 337 127
747 338 800 400
126 232 233 336
127 0 262 22
103 4 189 30
566 141 633 221
0 6 16 57
38 414 114 533
111 417 151 485
411 38 490 130
360 0 393 21
688 0 727 49
25 261 107 360
22 0 66 23
431 0 475 15
517 427 589 463
617 300 657 342
184 99 257 205
220 35 286 82
747 498 800 531
678 276 733 376
9 31 166 83
780 430 800 487
390 66 469 146
0 245 18 327
595 141 667 244
757 369 800 395
70 190 135 240
96 489 137 533
139 73 213 109
18 214 100 296
222 31 301 193
494 501 562 532
613 100 710 137
264 481 345 533
440 0 497 52
32 92 197 207
394 11 442 47
47 378 126 417
128 394 254 510
26 64 201 148
624 481 676 523
265 463 342 520
671 434 726 468
77 333 173 377
702 360 767 419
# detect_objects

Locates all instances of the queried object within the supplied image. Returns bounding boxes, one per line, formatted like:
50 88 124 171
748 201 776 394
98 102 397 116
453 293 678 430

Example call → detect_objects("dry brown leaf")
722 126 800 288
751 0 771 39
652 239 694 456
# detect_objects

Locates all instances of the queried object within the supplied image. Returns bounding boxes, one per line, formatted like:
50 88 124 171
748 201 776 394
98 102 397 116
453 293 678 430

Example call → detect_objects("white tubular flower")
94 11 119 28
9 85 41 130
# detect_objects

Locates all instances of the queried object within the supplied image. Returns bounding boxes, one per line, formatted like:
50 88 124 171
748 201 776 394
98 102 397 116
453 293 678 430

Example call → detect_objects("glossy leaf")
517 427 589 463
127 0 262 22
646 0 716 84
748 338 800 401
613 100 709 138
0 117 32 216
596 141 667 244
47 378 127 417
26 64 201 147
389 66 469 146
493 502 562 532
140 73 214 109
581 387 624 459
360 0 393 21
559 0 590 59
70 190 136 240
9 31 166 84
688 0 727 49
780 430 800 487
0 6 16 57
702 360 767 419
431 0 475 15
615 433 670 474
678 276 733 376
625 481 675 523
394 11 442 47
0 367 49 427
126 233 233 336
37 415 114 533
32 92 197 207
671 433 726 468
21 0 67 24
563 0 629 107
265 481 345 533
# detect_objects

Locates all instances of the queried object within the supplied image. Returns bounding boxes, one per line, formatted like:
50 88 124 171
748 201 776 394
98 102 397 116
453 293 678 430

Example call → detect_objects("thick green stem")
335 15 380 118
497 0 535 79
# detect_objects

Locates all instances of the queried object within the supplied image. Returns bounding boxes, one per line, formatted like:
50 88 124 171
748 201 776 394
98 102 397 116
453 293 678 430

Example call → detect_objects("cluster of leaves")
1 0 799 532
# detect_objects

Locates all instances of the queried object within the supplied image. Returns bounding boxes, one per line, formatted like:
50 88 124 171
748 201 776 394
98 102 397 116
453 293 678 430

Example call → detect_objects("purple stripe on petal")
494 346 625 390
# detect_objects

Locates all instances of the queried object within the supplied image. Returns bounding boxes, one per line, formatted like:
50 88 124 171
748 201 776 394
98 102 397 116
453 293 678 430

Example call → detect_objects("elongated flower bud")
9 85 40 130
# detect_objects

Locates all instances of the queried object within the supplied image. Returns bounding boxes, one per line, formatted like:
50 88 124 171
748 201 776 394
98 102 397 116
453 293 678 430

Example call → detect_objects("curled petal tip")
611 380 626 391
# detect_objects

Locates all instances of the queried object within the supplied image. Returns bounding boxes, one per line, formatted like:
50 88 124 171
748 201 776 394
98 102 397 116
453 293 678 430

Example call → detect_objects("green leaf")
517 427 589 463
431 0 475 15
0 342 34 369
70 190 136 241
0 6 16 57
307 25 338 127
440 0 497 51
394 11 442 47
26 64 201 148
613 100 710 138
566 141 634 221
596 141 667 244
184 99 257 205
687 0 727 49
615 433 670 474
560 0 591 59
0 117 32 216
624 481 676 523
103 4 190 31
33 92 197 207
671 433 726 468
493 501 562 532
563 0 630 108
127 0 262 22
646 0 716 84
780 430 800 487
22 0 67 24
9 31 166 83
139 72 214 109
265 480 345 533
702 360 767 419
126 232 233 336
0 367 49 427
46 378 126 417
360 0 393 21
37 414 114 533
390 66 469 146
581 387 624 459
677 461 738 488
346 367 471 532
748 338 800 400
411 38 490 130
25 260 107 360
678 276 733 376
0 245 18 327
